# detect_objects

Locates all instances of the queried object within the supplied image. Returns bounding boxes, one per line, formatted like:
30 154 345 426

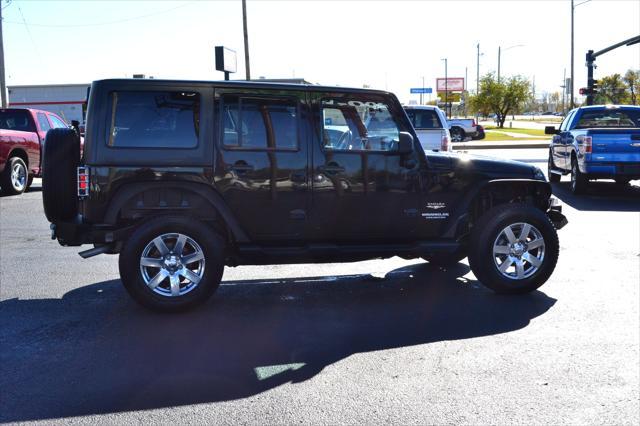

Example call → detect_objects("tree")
623 69 640 105
595 73 628 104
467 73 531 128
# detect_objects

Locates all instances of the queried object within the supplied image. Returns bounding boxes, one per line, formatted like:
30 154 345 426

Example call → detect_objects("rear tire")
468 204 559 294
547 153 561 183
119 216 225 313
42 128 80 222
450 127 465 142
1 157 28 195
570 157 588 194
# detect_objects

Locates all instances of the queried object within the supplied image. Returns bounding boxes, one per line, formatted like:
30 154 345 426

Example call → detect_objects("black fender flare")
442 179 552 238
103 181 250 243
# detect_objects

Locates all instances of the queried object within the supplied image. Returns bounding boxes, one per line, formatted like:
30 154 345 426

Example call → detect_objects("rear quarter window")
108 91 200 148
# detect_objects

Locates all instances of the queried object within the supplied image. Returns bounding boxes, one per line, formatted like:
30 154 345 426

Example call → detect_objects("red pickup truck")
0 108 70 195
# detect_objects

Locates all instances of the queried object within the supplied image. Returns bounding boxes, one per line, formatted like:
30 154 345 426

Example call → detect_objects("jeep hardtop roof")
91 78 395 97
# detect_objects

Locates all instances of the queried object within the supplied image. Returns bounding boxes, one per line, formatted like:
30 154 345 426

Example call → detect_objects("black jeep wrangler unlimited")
42 79 567 312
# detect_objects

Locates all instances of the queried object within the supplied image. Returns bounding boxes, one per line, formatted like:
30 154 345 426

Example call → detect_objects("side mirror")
545 126 559 135
397 132 414 154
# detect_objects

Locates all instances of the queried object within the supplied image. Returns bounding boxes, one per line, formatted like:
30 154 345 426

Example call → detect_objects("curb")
453 141 549 150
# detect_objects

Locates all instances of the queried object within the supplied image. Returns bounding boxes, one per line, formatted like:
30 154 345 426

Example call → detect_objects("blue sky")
2 0 639 103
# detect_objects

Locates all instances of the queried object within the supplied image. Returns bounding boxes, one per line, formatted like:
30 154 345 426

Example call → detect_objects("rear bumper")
51 220 134 247
584 161 640 179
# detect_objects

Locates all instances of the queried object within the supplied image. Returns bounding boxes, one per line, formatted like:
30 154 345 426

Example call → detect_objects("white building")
8 84 90 125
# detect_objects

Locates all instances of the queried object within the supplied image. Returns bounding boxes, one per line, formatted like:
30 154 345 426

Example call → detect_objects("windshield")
0 110 36 132
575 109 640 129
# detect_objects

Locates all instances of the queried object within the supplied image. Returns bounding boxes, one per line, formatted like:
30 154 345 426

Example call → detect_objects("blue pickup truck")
545 105 640 193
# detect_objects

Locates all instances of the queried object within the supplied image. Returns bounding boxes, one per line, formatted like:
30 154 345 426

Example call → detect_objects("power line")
3 1 195 28
16 4 44 72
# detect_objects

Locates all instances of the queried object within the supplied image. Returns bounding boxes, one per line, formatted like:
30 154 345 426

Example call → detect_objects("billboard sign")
215 46 237 73
436 78 465 92
410 87 433 94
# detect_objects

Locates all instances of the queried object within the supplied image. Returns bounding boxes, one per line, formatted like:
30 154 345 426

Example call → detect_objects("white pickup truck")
447 118 481 142
403 106 451 151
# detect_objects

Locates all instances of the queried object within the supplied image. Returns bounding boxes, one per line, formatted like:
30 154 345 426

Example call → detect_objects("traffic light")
579 80 599 96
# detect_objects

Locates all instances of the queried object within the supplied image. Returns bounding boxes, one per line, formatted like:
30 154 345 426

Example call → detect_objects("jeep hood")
425 151 539 179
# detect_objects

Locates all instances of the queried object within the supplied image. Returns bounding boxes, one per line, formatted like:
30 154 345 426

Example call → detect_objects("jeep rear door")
309 92 423 242
214 88 311 242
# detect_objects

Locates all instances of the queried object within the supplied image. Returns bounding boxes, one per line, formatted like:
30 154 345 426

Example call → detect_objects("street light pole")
497 46 501 83
476 43 480 94
242 0 251 81
571 0 592 108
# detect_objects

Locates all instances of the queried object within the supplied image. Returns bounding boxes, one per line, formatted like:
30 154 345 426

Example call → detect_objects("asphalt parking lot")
1 149 638 424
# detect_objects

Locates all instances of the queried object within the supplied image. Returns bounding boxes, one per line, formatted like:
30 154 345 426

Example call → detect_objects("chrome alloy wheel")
11 162 27 192
139 233 205 297
492 222 545 280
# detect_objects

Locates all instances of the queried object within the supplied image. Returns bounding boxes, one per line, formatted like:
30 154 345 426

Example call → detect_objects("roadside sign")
410 87 433 94
436 78 464 92
437 92 461 102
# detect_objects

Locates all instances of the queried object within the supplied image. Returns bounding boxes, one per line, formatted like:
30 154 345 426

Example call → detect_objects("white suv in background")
403 106 451 152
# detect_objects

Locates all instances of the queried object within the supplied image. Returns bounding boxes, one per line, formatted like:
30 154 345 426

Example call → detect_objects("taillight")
441 131 451 151
77 166 89 198
576 135 592 154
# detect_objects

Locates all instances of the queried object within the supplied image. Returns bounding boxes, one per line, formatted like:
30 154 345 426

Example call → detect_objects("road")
1 150 638 425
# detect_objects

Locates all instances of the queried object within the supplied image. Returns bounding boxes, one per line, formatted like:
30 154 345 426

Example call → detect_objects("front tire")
1 157 28 195
468 204 559 294
119 216 225 312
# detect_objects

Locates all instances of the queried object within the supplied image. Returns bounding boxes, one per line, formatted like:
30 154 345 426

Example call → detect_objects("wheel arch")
442 179 552 239
7 148 29 168
103 181 250 244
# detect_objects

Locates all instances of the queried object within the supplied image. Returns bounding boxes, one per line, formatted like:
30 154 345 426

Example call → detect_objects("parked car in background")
546 105 640 193
403 105 451 151
0 108 70 195
446 118 480 142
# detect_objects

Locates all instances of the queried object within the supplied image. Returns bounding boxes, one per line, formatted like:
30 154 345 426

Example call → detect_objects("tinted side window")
222 96 298 150
322 98 400 152
48 115 68 129
108 91 200 148
37 113 51 132
559 110 574 131
0 110 36 132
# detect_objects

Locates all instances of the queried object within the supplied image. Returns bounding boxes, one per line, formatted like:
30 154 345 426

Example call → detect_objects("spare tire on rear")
42 128 80 222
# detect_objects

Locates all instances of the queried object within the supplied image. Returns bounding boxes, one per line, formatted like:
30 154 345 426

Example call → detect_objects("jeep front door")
309 93 423 242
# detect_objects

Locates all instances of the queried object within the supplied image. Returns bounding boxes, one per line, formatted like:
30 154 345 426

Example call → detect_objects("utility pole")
0 3 7 108
441 58 448 119
561 68 566 114
242 0 250 81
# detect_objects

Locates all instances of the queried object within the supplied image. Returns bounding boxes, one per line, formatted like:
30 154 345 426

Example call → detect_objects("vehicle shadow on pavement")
551 181 640 212
0 262 556 422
